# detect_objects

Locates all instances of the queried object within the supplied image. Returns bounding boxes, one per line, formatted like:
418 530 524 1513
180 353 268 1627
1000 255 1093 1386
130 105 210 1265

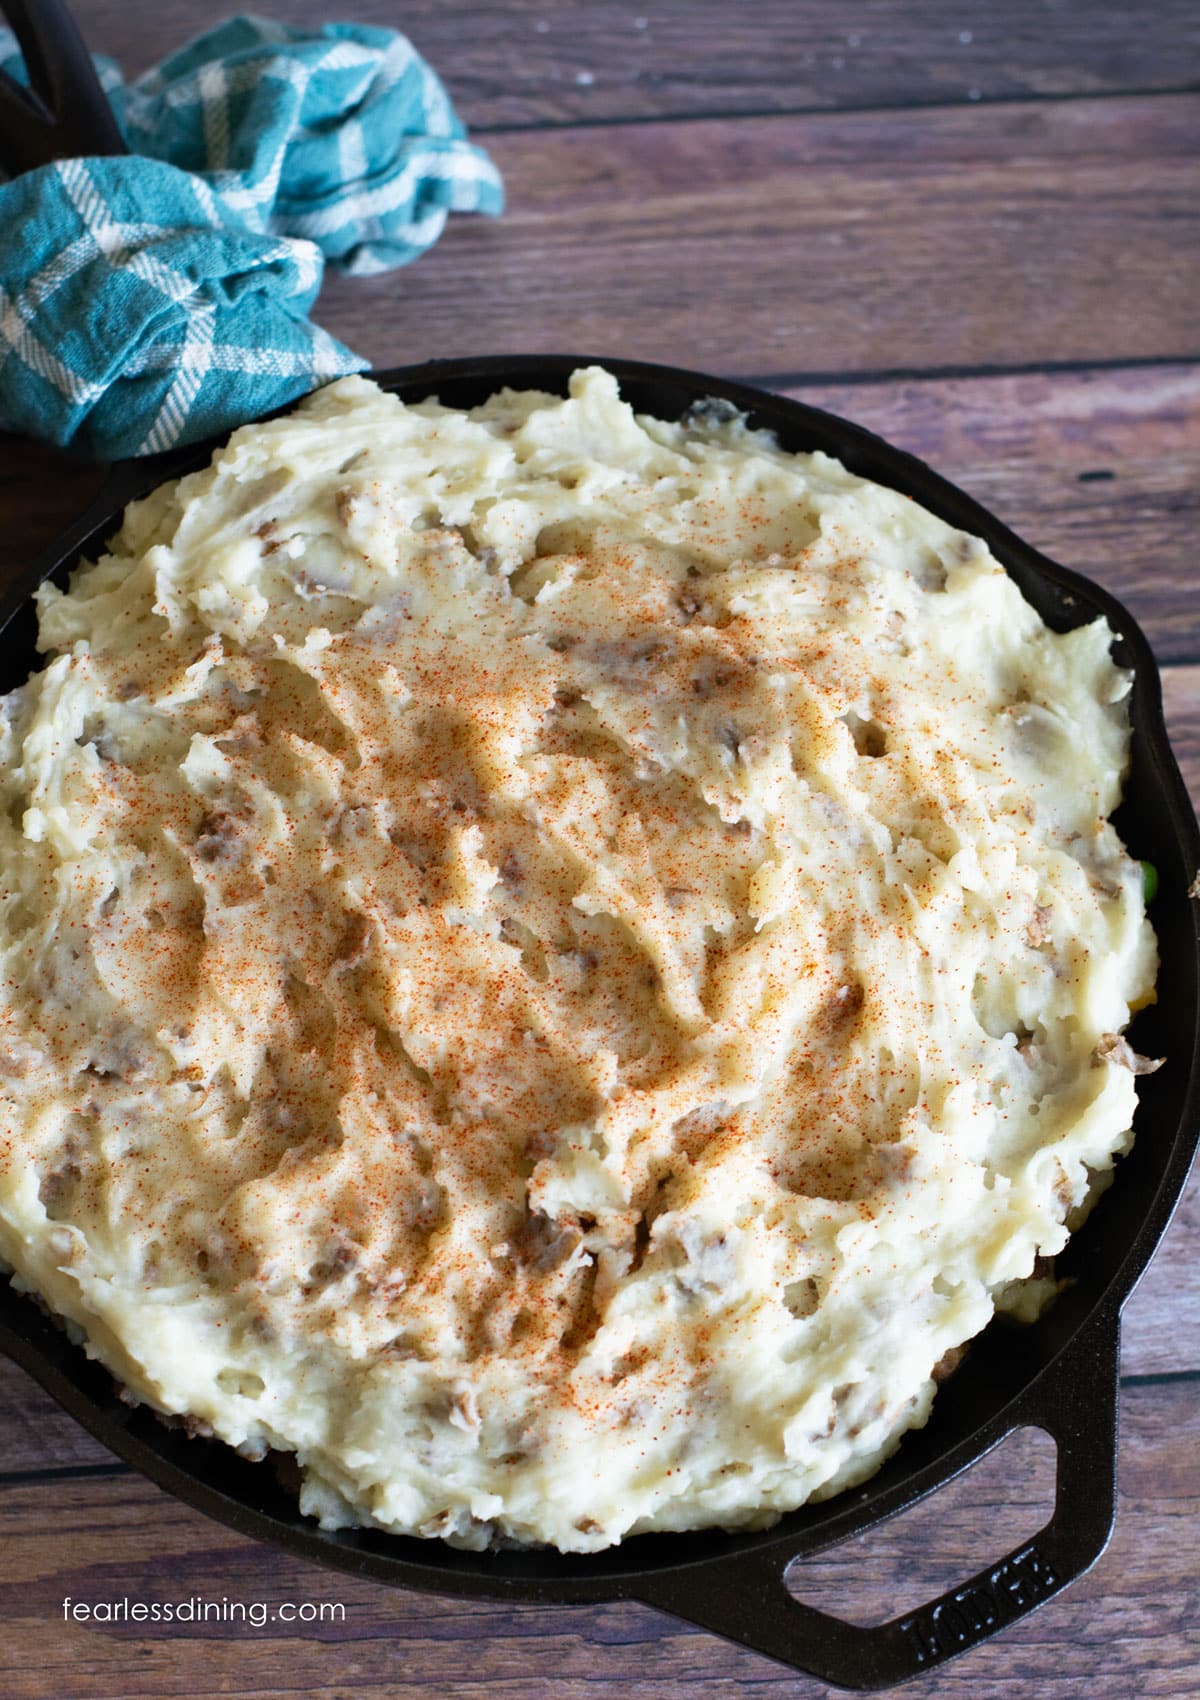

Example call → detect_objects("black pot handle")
0 0 127 177
636 1302 1121 1690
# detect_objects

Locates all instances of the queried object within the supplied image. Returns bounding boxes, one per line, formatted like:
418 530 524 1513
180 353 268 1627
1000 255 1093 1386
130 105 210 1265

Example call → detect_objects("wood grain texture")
0 1381 1194 1700
0 1356 118 1477
1162 665 1200 781
308 95 1200 379
64 1 1200 129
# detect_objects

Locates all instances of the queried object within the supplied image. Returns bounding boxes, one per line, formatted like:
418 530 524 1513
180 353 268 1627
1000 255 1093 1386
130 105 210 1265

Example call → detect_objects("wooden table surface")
1 4 1197 1696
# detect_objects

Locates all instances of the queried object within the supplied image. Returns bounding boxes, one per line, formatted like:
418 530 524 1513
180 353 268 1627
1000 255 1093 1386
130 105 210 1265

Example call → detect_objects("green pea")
1141 861 1159 904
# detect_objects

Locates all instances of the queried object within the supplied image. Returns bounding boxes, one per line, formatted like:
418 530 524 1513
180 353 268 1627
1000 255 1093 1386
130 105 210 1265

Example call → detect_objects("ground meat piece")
932 1345 966 1384
1092 1033 1164 1074
512 1209 581 1273
194 811 241 863
333 911 372 967
1026 904 1054 947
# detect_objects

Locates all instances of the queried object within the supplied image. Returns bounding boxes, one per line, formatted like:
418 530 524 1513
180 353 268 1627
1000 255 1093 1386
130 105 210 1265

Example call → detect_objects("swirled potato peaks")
0 370 1157 1551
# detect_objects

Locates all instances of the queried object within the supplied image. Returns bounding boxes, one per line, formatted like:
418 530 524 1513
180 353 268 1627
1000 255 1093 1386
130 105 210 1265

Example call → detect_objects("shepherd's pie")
0 370 1158 1551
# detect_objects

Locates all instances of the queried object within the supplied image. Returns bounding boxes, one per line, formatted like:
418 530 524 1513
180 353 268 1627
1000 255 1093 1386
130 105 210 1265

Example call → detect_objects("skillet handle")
635 1303 1121 1690
0 0 127 176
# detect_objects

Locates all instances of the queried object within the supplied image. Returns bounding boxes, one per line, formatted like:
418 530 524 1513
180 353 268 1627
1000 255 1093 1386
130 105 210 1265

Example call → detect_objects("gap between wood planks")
474 79 1200 137
741 353 1200 392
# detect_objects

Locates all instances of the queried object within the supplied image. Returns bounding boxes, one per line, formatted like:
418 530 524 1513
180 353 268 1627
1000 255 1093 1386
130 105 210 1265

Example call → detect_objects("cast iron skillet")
2 353 1198 1691
1 5 1198 1691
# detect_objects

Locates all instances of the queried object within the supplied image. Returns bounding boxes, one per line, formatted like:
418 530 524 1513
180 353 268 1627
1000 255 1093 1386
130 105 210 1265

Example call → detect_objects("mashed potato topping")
0 369 1157 1551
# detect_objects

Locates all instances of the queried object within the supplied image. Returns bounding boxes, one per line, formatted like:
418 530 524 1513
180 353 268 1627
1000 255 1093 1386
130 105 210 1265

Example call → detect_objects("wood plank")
65 1 1200 129
0 1380 1193 1698
314 96 1200 380
0 1354 120 1477
1121 1167 1200 1380
1163 664 1200 789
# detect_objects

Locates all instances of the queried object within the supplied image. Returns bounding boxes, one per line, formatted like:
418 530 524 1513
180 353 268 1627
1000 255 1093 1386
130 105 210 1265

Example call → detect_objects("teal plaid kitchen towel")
0 16 503 458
